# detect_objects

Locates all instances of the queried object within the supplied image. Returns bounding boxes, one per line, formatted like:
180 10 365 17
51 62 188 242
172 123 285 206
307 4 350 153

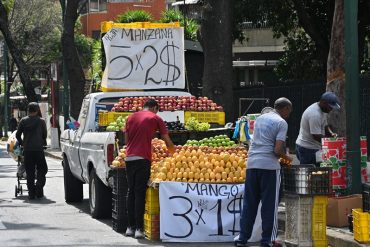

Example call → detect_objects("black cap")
321 92 340 110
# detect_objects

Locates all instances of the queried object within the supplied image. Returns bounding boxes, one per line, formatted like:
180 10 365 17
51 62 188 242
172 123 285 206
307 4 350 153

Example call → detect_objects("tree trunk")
61 0 86 119
0 2 37 102
199 0 234 123
326 0 345 136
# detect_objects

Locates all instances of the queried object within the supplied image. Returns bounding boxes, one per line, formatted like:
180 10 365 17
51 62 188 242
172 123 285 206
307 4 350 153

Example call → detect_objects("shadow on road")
67 199 112 228
12 195 57 204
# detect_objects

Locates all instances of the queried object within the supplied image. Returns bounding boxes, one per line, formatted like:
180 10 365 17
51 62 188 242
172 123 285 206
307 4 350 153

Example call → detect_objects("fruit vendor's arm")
161 134 175 155
274 140 292 162
325 125 337 137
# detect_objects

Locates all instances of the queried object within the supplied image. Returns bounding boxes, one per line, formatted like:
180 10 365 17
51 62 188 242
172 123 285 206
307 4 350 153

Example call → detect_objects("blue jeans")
295 144 319 165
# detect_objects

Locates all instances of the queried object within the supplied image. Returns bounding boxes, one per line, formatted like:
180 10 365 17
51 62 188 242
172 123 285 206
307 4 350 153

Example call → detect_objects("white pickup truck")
60 91 191 218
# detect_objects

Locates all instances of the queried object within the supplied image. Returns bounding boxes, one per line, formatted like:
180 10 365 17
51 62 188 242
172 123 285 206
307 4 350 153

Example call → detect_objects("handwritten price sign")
102 27 185 90
159 182 244 242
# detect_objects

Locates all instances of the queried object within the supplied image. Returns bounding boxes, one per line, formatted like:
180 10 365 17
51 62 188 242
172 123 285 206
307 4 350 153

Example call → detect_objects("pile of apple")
185 135 236 147
110 96 224 112
105 116 127 132
151 145 247 184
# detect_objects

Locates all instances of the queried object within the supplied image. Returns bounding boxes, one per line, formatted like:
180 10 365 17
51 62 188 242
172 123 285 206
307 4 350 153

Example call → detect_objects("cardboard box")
327 194 363 227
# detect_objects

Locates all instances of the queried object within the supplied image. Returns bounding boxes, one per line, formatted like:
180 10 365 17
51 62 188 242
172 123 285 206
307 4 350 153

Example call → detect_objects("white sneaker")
125 227 134 237
134 229 144 239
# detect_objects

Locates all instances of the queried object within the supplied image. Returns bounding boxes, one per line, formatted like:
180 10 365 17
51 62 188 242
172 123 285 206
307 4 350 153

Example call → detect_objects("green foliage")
75 33 93 69
8 0 62 73
233 0 333 80
274 30 326 81
87 40 103 87
2 0 14 13
159 9 199 41
159 9 183 23
116 9 153 23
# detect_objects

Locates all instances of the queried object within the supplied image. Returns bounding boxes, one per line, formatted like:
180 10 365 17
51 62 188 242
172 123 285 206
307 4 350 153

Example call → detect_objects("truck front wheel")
89 168 112 219
63 156 83 203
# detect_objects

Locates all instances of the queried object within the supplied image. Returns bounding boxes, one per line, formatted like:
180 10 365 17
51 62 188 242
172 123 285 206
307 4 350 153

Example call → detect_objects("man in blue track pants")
235 98 293 247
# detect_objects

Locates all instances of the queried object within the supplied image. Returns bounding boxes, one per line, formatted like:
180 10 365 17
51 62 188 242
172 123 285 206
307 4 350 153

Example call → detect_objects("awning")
172 0 200 6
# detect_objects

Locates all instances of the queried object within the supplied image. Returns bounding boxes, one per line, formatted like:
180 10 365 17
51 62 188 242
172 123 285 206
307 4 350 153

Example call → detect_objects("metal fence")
233 78 370 150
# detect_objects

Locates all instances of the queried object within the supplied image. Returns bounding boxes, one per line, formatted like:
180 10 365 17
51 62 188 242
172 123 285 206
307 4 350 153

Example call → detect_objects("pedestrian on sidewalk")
16 102 48 200
124 99 175 239
235 98 293 247
295 91 340 166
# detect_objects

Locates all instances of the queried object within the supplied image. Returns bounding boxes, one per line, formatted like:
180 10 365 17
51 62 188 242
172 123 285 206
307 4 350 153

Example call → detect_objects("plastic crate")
313 240 328 247
145 188 159 214
112 196 127 216
311 196 328 242
146 187 159 203
99 112 132 126
112 167 127 195
282 165 332 195
363 183 370 213
285 194 313 246
184 111 225 125
112 217 128 233
352 208 370 243
144 213 160 240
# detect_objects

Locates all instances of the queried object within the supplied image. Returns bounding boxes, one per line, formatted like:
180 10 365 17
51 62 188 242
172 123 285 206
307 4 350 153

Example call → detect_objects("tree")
0 0 37 102
233 0 370 80
198 0 234 122
60 0 87 119
7 0 62 80
326 0 345 136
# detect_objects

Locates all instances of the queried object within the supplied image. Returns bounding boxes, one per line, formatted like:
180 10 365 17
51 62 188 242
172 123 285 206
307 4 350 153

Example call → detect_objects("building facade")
80 0 168 39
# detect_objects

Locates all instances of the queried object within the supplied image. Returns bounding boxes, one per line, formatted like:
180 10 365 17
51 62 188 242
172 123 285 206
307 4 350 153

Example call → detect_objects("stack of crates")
285 195 313 246
282 165 332 246
311 196 328 246
352 208 370 243
111 167 128 233
144 187 160 240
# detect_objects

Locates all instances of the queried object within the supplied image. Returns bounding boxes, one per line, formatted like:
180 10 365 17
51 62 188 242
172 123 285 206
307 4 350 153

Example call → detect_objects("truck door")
69 98 90 181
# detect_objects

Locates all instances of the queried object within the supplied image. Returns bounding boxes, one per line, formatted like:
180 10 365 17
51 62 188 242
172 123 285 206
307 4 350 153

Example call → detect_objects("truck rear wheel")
89 168 112 219
63 156 83 203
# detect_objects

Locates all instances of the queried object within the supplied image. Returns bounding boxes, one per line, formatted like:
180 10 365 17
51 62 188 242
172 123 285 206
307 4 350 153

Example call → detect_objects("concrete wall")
233 28 285 53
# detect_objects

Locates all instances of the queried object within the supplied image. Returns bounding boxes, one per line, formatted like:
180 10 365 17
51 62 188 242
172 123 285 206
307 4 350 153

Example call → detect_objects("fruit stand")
112 138 248 242
100 21 245 242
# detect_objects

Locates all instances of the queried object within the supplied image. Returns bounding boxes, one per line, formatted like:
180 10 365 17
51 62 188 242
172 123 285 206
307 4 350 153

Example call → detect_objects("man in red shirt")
124 99 175 238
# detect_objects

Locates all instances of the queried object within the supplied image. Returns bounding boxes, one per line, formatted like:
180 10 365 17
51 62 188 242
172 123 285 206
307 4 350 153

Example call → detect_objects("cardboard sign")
102 26 185 91
159 182 244 242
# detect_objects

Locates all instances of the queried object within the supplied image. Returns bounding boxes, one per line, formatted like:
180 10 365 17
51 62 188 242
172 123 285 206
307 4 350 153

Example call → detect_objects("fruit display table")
110 131 247 242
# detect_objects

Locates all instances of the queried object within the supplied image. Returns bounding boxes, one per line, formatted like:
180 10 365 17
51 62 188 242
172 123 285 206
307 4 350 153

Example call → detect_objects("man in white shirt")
295 92 340 165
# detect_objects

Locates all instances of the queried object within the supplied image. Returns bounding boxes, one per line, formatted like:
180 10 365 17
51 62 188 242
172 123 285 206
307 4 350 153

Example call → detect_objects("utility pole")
3 42 8 137
60 0 69 128
344 0 361 194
